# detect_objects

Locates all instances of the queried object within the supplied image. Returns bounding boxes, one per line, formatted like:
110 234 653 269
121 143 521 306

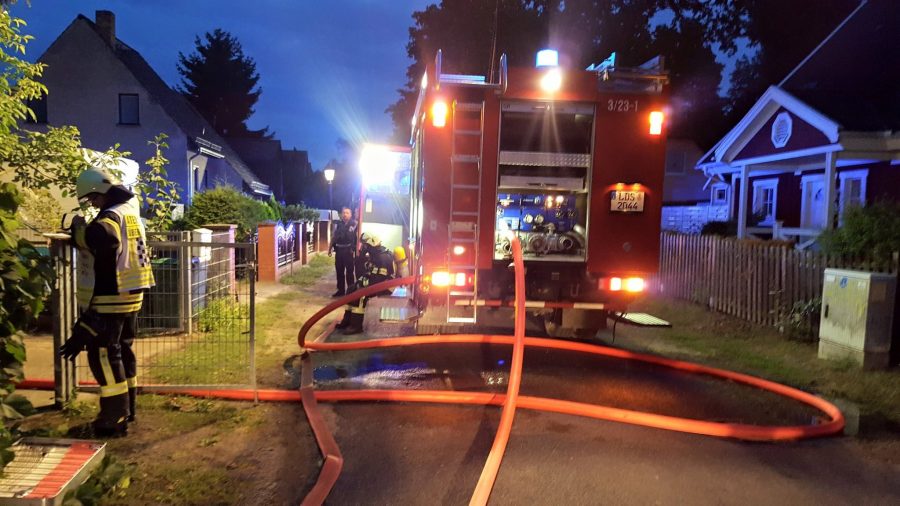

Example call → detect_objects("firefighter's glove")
68 215 87 232
68 215 88 249
360 277 370 288
59 315 99 361
59 335 88 361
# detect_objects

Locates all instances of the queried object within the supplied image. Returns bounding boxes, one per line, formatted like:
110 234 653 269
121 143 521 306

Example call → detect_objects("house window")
711 183 728 205
838 169 868 223
752 179 778 225
118 94 139 125
26 96 48 124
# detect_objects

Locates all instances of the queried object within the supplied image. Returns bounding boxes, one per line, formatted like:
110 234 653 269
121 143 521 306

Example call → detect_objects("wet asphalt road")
321 403 899 505
305 311 900 505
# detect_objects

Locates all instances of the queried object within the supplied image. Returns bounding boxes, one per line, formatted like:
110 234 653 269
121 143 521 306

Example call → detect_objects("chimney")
95 11 116 46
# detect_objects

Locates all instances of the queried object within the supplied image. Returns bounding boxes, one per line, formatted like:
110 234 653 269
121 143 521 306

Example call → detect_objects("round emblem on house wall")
771 111 793 148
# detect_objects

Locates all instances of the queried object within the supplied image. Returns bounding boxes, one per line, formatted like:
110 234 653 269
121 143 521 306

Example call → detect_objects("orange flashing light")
649 111 664 135
625 277 645 292
431 271 451 287
431 100 448 128
605 276 645 292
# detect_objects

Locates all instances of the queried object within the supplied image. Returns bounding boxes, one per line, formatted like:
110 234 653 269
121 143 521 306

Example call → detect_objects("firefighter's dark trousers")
340 275 391 331
334 247 356 294
75 311 138 428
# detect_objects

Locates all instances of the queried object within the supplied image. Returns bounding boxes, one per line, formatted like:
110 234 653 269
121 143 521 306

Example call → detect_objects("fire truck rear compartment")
495 102 593 262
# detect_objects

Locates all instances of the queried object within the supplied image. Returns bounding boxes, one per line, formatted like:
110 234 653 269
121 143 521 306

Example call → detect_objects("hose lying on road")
21 238 845 506
290 238 844 504
469 235 526 506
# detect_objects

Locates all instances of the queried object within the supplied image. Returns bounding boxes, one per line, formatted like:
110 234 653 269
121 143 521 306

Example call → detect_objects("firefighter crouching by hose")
58 165 154 437
335 233 394 334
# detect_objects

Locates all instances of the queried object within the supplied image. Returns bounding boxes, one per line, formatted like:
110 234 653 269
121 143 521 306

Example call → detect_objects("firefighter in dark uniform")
329 207 357 297
335 233 394 334
59 165 154 437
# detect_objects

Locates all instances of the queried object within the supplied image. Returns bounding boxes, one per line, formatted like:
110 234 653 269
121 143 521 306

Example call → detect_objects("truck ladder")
447 100 484 324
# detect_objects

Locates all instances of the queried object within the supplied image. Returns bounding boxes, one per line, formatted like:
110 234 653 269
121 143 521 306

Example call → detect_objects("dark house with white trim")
696 0 899 248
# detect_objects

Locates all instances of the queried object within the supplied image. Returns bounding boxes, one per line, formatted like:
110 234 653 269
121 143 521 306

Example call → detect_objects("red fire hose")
20 236 844 505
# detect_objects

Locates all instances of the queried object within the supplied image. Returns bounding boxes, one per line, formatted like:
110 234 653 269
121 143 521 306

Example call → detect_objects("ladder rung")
450 290 476 296
452 184 479 190
450 222 476 232
454 129 481 136
452 211 479 216
449 239 477 244
452 155 480 164
455 103 483 112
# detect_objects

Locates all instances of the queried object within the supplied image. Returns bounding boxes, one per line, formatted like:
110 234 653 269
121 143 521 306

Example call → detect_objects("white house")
26 11 271 206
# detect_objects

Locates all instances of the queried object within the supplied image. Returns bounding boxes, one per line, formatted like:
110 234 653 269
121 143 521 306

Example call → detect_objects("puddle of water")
312 351 509 391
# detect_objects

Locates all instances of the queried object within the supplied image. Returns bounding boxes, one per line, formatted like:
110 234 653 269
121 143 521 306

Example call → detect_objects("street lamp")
323 166 335 212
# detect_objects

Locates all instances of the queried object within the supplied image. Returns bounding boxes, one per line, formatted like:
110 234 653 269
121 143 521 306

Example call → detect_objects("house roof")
779 0 900 132
67 15 271 196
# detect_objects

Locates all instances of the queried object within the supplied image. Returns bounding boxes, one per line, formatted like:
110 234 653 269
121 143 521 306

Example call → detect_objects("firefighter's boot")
341 312 364 335
126 387 137 423
93 394 130 438
335 309 353 329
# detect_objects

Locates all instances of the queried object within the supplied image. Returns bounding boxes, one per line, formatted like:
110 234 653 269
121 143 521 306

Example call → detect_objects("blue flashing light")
536 49 559 68
498 359 506 366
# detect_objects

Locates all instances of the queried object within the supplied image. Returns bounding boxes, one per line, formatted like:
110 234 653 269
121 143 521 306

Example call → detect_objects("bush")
701 220 737 236
197 298 249 333
282 203 320 223
819 201 900 263
181 186 270 241
781 298 821 342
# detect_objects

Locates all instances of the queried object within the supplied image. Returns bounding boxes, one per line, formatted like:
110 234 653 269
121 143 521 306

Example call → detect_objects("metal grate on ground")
0 438 106 504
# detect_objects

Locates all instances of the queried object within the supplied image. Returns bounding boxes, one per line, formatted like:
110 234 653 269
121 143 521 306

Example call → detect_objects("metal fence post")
248 246 258 403
50 239 77 407
180 240 193 335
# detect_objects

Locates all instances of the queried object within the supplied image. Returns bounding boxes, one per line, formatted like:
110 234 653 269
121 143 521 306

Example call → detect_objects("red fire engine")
408 49 668 336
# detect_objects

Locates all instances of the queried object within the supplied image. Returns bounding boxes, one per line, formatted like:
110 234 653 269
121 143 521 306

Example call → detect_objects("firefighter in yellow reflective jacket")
335 233 394 334
59 165 154 437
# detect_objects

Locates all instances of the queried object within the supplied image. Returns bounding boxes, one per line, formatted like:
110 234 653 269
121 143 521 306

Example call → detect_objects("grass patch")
104 463 235 505
627 297 900 422
280 254 334 286
149 329 252 385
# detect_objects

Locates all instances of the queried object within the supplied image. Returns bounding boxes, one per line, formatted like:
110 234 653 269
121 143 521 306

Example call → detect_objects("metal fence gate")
52 231 256 404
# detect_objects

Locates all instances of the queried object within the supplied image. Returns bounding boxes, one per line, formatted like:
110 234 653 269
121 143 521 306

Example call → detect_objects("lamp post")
323 166 335 212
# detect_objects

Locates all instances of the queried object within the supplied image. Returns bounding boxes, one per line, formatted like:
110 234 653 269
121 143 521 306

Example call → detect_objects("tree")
136 134 181 231
724 0 859 120
0 1 58 469
177 29 271 138
387 0 545 143
387 0 734 145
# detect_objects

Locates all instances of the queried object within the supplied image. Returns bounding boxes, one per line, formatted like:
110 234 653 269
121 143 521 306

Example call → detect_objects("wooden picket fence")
659 232 900 327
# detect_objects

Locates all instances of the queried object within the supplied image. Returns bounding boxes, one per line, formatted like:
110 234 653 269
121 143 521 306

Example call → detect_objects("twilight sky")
14 0 434 170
